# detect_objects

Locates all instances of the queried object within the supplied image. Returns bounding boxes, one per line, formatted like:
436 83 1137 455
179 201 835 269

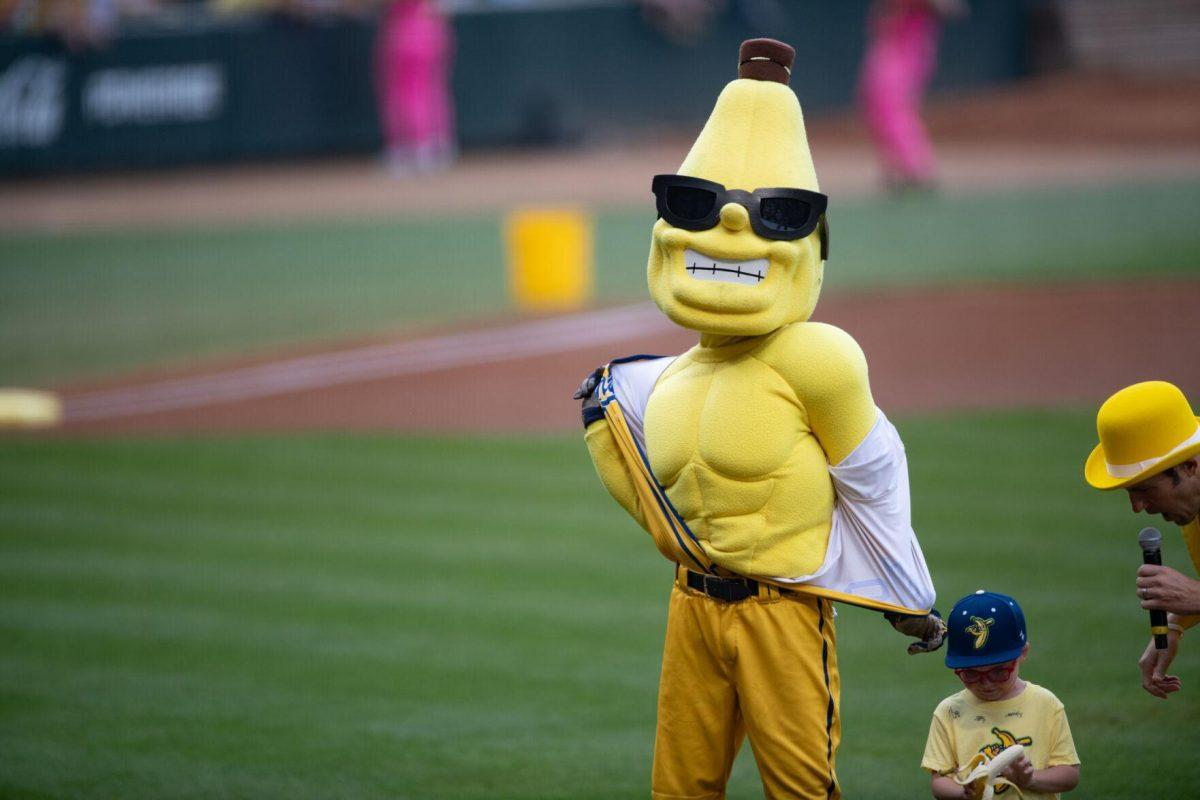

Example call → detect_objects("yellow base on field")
0 389 62 429
505 208 594 313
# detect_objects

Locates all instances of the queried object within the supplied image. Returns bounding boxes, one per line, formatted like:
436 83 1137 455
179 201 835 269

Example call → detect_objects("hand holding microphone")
1136 527 1183 699
1135 537 1200 618
1137 528 1170 649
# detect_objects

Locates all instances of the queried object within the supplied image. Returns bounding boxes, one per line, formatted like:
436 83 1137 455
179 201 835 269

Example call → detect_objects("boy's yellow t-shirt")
922 682 1079 800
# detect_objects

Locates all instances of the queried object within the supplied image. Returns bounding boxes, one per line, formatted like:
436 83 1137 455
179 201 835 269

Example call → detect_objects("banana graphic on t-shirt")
977 728 1033 796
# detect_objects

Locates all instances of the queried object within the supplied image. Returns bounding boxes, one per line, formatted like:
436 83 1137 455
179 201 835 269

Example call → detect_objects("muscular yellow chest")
643 350 835 578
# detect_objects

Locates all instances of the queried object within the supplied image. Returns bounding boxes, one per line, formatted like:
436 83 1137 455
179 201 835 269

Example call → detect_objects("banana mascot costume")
576 40 944 799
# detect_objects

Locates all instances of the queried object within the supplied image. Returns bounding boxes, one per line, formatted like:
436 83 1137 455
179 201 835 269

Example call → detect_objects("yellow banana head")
648 39 826 336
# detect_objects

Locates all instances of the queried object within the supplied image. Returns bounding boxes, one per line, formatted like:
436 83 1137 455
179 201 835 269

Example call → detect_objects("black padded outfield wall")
0 2 1028 176
0 18 381 175
450 1 1029 148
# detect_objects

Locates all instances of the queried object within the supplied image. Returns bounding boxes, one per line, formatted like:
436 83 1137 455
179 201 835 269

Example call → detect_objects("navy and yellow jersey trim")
610 354 667 366
597 360 719 576
818 599 839 799
774 583 927 616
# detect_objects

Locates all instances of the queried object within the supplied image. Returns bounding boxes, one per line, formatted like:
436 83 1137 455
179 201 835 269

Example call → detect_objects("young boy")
922 590 1081 799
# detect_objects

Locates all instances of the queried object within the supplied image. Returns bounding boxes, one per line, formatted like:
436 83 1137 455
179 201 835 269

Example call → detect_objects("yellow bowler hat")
1085 381 1200 490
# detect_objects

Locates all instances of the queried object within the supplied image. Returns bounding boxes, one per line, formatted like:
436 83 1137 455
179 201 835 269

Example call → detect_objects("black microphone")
1138 527 1169 650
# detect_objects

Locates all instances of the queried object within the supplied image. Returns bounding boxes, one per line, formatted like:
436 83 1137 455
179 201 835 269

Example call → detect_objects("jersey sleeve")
1174 613 1200 631
920 704 957 775
821 410 937 613
1044 701 1081 767
1182 519 1200 576
581 357 676 539
1176 521 1200 630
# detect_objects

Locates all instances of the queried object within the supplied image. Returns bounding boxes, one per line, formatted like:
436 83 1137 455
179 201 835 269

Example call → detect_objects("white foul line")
63 303 674 422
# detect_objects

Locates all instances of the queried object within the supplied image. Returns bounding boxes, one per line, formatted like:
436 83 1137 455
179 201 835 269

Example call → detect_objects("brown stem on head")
738 38 795 85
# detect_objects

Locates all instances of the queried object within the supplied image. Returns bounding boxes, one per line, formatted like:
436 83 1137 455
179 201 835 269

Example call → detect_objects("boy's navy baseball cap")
945 590 1027 668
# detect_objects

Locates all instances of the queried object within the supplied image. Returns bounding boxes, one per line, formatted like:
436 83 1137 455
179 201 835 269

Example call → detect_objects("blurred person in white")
211 0 377 18
639 0 721 45
2 0 162 48
210 0 330 16
858 0 966 194
375 0 454 176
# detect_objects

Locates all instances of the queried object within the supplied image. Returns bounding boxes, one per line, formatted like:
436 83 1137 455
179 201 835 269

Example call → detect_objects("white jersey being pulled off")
609 356 936 614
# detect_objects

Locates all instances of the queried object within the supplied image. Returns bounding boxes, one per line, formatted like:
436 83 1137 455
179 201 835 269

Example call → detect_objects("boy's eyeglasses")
954 663 1017 684
651 174 830 260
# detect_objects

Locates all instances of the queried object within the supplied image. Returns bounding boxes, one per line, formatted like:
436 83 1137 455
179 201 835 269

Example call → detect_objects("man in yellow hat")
1086 380 1200 699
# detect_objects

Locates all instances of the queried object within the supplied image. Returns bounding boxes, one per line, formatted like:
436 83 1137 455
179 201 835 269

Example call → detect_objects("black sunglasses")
652 174 830 260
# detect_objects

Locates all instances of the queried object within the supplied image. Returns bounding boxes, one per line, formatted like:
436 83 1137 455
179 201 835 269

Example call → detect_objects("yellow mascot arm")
773 322 876 465
584 418 652 532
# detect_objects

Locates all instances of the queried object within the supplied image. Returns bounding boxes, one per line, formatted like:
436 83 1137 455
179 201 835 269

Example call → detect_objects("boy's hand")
929 774 976 800
999 754 1034 789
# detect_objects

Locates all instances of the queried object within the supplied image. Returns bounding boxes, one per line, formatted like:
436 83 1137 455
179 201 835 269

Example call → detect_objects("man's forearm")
1165 572 1200 615
1180 576 1200 615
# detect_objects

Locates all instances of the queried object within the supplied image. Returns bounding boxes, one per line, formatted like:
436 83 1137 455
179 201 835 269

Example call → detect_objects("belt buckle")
704 574 748 602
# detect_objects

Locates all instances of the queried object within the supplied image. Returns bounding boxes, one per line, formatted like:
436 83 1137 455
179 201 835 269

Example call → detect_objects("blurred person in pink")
375 0 455 176
858 0 965 193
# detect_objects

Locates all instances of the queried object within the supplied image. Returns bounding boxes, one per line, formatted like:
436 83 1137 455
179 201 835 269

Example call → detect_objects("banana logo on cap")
967 616 995 650
647 39 828 337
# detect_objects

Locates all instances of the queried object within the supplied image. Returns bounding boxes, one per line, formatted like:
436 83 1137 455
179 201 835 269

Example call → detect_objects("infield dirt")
55 280 1200 434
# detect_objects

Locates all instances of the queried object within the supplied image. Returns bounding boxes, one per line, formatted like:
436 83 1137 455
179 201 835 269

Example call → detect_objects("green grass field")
3 179 1199 386
2 411 1198 799
3 171 1198 797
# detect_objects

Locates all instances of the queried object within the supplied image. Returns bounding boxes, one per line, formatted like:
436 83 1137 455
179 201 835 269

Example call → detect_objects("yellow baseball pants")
652 569 841 800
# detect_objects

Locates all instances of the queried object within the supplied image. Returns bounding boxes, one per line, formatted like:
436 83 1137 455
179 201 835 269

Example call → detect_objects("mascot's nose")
719 202 750 232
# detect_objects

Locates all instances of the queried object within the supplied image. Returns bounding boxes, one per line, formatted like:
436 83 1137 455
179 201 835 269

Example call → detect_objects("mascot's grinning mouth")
683 249 768 286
